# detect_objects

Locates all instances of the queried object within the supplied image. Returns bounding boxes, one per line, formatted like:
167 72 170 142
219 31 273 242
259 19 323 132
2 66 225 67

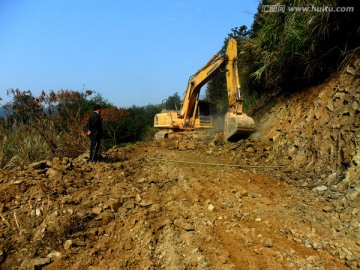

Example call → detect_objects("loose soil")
0 135 359 269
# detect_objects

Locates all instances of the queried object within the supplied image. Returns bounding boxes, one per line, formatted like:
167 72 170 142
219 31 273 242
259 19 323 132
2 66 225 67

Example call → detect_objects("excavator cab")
189 100 215 128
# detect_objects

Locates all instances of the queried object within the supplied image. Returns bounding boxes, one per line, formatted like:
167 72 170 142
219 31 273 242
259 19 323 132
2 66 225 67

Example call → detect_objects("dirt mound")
0 58 359 269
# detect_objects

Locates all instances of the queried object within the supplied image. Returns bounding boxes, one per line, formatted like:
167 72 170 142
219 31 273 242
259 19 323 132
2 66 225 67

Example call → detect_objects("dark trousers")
89 135 101 162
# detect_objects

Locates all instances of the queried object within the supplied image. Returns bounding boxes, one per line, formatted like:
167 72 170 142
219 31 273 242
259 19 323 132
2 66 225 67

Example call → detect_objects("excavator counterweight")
154 38 255 141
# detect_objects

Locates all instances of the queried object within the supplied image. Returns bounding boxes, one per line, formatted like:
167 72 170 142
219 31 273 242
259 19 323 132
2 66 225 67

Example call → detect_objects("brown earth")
0 58 359 269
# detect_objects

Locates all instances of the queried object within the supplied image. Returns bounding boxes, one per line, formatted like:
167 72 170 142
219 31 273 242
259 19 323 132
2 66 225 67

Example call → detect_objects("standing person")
87 105 103 162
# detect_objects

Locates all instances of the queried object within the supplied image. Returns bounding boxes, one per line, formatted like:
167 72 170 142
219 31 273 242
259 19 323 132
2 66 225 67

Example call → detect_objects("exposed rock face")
254 56 360 205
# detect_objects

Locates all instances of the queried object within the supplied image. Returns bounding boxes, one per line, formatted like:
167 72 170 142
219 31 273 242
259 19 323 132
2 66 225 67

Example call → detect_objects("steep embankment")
254 56 360 202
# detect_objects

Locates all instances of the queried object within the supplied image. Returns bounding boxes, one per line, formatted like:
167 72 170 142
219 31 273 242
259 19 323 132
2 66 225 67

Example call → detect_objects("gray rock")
92 207 102 215
46 250 62 259
312 185 327 192
304 240 312 248
35 208 42 216
64 239 73 250
311 242 323 250
264 238 273 248
31 257 52 268
28 160 48 170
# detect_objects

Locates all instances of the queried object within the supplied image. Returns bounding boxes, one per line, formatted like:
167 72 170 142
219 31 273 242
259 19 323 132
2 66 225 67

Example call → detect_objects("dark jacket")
88 111 103 138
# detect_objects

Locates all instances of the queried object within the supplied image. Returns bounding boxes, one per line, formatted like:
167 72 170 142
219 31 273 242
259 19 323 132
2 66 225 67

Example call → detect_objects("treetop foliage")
206 0 359 113
0 89 164 167
163 92 182 111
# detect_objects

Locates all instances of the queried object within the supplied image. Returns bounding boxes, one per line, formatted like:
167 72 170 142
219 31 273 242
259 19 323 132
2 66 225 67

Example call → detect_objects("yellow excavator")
154 38 255 141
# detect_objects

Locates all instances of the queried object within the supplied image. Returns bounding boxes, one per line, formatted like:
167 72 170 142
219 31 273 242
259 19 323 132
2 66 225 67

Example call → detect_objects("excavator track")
224 112 255 141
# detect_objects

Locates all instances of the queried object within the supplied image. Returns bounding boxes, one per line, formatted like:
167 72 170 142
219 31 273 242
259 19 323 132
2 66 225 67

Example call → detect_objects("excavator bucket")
224 112 255 141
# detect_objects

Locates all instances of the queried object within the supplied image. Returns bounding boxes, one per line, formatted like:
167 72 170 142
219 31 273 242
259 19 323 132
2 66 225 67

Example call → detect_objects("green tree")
164 92 182 110
206 0 359 114
0 89 97 167
250 0 360 91
87 93 112 111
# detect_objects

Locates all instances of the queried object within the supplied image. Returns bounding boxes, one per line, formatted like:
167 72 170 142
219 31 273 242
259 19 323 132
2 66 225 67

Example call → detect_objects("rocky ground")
0 57 359 270
0 132 359 270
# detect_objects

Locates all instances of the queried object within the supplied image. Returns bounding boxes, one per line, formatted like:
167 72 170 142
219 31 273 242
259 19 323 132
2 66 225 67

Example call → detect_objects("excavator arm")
225 38 242 113
178 53 226 125
223 39 255 140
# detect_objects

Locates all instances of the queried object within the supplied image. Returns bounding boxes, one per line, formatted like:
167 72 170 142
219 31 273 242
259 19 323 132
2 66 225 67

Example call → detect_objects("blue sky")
0 0 260 107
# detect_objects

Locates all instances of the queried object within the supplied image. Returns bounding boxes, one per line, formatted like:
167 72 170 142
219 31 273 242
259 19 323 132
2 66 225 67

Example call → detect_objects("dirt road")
0 135 359 269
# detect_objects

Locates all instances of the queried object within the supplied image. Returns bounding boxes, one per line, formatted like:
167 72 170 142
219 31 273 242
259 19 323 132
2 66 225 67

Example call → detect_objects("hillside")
0 58 359 269
253 55 360 197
